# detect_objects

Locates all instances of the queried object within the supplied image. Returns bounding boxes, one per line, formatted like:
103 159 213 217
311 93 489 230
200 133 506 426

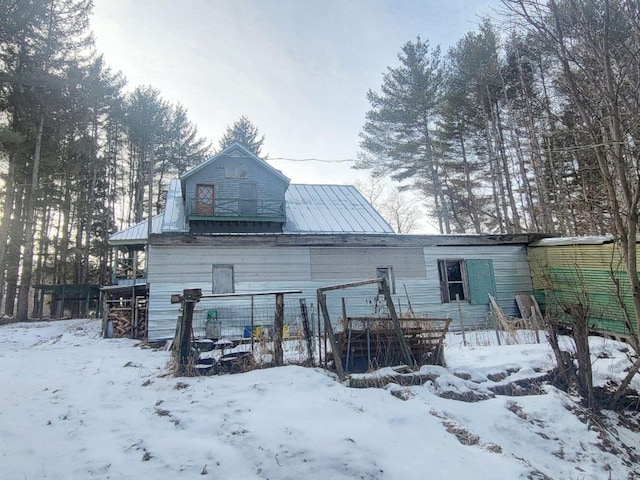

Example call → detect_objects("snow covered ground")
1 318 639 479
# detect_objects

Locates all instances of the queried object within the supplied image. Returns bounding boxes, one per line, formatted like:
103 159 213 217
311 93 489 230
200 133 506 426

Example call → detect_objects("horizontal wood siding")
147 242 533 340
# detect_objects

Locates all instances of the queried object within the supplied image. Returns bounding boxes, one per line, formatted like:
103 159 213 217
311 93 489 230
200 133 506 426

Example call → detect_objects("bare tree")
504 0 640 407
356 176 421 233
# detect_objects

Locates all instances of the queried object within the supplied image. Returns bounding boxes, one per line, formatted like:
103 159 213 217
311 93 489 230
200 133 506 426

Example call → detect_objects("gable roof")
180 141 290 183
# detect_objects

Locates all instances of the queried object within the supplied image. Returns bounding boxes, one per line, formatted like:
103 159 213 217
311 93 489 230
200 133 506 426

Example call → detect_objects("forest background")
1 0 639 322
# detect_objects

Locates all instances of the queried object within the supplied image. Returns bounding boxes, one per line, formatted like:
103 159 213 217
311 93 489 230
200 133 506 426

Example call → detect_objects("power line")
267 157 356 163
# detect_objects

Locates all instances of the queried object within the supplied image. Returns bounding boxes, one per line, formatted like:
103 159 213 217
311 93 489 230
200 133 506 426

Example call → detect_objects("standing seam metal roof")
108 183 393 245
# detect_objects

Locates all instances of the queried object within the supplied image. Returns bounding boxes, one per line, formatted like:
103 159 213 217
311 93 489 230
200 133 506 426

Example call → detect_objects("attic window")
225 165 247 178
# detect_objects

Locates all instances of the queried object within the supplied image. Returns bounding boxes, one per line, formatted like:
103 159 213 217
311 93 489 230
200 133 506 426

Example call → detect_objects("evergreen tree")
356 38 450 232
219 115 265 156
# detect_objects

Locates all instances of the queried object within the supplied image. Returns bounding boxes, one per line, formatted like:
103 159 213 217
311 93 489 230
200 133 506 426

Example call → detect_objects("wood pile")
105 296 148 339
109 308 133 338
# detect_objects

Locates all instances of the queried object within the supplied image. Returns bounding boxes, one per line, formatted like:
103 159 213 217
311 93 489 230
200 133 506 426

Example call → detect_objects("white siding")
147 243 533 340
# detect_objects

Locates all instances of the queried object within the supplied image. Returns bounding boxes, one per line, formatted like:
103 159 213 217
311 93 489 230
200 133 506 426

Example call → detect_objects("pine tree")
357 38 450 232
218 115 265 157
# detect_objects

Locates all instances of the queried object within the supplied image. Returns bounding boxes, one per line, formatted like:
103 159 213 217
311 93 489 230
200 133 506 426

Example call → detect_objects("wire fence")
188 295 318 372
179 292 546 376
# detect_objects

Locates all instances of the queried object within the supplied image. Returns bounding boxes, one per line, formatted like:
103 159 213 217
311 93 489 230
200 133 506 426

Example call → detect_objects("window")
212 265 234 294
225 165 247 178
376 266 395 294
195 184 215 216
438 259 467 303
438 259 497 304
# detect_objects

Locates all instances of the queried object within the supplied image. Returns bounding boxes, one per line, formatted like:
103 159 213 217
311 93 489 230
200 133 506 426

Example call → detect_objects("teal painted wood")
465 259 496 305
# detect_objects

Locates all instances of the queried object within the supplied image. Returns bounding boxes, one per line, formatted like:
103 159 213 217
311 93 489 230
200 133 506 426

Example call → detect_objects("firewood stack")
135 297 148 339
109 310 133 338
104 296 148 340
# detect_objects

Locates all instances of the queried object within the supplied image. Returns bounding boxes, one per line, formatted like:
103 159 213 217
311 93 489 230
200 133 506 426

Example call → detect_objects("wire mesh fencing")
189 295 319 373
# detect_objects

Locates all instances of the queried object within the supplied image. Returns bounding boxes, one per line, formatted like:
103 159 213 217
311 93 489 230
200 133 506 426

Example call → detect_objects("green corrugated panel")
527 243 640 337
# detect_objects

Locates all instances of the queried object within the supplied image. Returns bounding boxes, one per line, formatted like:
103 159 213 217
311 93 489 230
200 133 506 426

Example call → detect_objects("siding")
183 154 287 208
310 247 426 280
528 242 638 337
147 242 532 341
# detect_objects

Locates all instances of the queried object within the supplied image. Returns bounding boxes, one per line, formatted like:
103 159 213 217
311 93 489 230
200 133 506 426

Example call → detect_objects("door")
195 184 214 215
239 182 258 215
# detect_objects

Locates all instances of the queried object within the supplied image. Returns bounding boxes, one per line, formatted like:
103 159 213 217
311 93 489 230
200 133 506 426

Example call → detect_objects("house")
109 142 541 341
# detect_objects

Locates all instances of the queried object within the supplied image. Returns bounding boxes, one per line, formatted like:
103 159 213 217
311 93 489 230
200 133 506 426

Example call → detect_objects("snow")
1 319 639 479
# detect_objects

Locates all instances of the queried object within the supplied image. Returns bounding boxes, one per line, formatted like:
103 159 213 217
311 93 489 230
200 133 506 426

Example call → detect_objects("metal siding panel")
528 243 638 336
147 243 533 340
310 247 426 281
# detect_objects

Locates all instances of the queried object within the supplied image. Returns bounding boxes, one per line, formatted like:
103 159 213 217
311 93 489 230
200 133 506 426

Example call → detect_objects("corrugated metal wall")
147 243 533 341
527 243 637 337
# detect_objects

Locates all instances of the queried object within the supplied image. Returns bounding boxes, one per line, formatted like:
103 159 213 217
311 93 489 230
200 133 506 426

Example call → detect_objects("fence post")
175 288 202 376
273 293 284 366
380 278 415 368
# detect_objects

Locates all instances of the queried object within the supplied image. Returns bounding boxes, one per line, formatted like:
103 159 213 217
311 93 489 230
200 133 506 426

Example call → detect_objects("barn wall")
147 242 532 341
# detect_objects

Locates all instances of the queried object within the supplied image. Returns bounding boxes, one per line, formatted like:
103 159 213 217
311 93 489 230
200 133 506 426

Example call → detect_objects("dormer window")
225 165 247 178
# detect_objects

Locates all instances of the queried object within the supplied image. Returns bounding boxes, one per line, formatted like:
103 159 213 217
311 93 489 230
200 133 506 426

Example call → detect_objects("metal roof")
529 235 615 247
284 184 393 233
109 183 393 245
161 178 188 233
109 215 163 245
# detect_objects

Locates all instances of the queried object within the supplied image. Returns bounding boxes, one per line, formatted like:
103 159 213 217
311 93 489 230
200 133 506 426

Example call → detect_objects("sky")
2 318 639 479
90 0 501 188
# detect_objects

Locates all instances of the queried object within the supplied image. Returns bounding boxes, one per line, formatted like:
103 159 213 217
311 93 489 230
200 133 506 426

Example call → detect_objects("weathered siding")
147 242 533 341
310 247 426 280
183 154 287 206
420 245 531 322
528 243 638 338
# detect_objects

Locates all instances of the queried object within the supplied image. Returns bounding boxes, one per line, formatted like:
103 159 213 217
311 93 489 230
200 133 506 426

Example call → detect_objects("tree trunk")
16 113 45 322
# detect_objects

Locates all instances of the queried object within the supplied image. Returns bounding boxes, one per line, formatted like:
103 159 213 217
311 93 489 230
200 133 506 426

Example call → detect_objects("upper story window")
225 165 247 178
239 182 258 215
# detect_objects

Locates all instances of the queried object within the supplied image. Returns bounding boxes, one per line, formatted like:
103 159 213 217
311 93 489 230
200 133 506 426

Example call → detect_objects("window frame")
376 266 395 294
438 259 468 303
195 183 215 216
212 264 235 294
239 182 258 215
225 165 247 178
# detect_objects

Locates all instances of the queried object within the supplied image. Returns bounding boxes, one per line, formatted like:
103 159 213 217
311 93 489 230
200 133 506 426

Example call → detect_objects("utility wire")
268 157 357 164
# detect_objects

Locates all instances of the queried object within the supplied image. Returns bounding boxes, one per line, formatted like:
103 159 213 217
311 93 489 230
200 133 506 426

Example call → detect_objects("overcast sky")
90 0 500 188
